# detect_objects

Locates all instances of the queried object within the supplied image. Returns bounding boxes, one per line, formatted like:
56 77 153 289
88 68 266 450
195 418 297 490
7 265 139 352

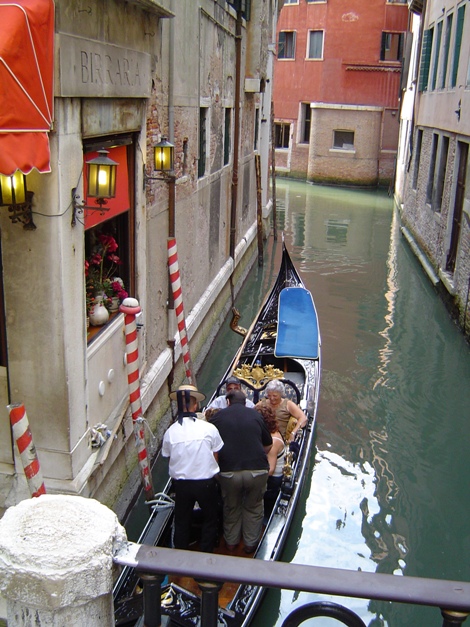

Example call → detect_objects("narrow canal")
197 179 470 626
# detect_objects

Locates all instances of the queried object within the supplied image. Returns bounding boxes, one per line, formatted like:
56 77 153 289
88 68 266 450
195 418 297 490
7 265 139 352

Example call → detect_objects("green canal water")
197 179 470 626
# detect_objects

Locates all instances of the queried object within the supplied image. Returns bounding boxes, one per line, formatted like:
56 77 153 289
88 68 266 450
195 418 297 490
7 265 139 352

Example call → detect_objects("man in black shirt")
210 389 272 553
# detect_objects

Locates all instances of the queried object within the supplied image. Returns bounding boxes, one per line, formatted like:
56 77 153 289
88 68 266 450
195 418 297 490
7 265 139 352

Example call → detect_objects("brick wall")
307 106 382 186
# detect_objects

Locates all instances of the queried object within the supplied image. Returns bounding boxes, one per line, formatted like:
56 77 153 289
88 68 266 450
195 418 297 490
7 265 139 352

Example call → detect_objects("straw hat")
169 384 206 403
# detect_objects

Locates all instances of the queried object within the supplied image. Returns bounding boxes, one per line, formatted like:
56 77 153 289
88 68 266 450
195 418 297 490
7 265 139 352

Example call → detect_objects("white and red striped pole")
167 237 195 384
119 297 154 502
8 403 46 498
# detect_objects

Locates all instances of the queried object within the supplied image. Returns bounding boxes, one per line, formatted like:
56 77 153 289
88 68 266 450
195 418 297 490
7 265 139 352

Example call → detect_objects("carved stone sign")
59 34 151 98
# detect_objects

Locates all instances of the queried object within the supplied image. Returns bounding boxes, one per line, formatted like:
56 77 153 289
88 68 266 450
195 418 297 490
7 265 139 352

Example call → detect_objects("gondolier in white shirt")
162 384 224 553
206 375 255 410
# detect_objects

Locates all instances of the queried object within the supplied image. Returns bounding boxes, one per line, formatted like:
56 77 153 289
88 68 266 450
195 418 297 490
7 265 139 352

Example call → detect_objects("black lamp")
0 171 27 206
0 171 36 229
72 149 119 226
86 149 118 198
154 137 174 173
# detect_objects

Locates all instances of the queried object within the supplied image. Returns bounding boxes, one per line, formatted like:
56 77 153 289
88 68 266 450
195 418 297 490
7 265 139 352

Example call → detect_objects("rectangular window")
380 32 404 61
275 123 290 149
333 130 354 150
433 135 449 212
451 4 465 87
431 21 443 90
418 28 433 91
283 0 298 4
426 133 439 204
84 139 135 340
307 31 324 60
300 103 311 144
254 107 259 151
224 108 231 166
278 31 296 59
182 138 188 176
439 14 453 88
412 128 423 190
198 107 207 179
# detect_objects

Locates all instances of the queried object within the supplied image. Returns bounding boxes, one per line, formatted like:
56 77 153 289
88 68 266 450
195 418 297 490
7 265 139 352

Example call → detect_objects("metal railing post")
441 609 470 626
197 580 223 627
140 572 165 627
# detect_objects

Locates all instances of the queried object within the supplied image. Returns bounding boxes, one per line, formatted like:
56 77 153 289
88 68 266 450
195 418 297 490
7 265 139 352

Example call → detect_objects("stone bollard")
0 494 127 626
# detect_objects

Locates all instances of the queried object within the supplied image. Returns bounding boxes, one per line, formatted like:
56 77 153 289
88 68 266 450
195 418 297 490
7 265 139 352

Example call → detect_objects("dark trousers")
264 474 283 520
173 477 219 553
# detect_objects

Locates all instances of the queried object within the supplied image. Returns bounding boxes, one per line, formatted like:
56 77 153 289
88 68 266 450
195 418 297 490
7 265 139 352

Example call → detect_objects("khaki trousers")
217 469 268 547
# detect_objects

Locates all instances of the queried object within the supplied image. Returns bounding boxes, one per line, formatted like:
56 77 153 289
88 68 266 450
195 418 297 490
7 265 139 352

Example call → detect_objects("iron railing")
114 542 470 627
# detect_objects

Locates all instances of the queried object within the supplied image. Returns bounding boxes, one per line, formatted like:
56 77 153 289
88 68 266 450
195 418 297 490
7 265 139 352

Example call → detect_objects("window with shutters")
439 14 453 88
431 21 443 90
418 28 433 91
278 31 296 59
451 4 465 87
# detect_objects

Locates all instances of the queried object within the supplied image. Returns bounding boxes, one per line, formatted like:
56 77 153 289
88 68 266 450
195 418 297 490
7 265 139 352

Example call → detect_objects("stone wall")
402 125 470 337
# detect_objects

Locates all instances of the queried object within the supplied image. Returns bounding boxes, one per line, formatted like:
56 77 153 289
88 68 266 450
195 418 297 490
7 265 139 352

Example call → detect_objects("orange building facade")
273 0 409 186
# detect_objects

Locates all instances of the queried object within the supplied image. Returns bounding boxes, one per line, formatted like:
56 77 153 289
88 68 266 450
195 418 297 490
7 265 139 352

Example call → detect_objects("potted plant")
85 234 126 325
109 278 128 312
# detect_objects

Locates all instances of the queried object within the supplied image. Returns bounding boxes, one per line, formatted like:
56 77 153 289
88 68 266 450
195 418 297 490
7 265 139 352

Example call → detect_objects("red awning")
0 0 54 175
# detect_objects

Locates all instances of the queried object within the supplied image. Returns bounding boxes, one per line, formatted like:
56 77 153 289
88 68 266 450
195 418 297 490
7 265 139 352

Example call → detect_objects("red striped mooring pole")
8 403 46 498
120 297 155 501
167 237 194 384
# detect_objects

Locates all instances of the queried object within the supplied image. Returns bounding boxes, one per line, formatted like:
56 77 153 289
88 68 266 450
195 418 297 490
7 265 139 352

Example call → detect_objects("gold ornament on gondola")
233 364 284 390
283 450 293 479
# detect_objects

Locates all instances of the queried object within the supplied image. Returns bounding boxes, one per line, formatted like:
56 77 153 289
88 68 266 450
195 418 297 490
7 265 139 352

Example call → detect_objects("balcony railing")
114 542 470 627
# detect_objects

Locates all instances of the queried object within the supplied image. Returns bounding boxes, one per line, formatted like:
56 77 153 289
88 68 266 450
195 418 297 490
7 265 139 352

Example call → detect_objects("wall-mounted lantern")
154 137 174 173
0 171 36 229
144 136 176 238
72 149 119 226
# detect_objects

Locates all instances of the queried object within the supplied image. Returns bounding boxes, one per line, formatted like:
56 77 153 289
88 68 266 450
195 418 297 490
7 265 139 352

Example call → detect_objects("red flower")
107 254 121 265
98 234 118 253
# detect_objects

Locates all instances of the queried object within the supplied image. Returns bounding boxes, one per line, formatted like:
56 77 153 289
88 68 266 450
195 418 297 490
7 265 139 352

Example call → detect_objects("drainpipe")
168 0 175 238
167 0 176 393
230 9 242 261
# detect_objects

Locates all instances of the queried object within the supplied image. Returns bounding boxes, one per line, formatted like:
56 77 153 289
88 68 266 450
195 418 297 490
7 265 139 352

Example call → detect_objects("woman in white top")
256 404 286 521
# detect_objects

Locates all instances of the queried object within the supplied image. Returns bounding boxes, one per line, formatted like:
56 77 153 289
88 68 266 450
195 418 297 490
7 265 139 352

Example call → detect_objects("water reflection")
374 209 400 391
245 180 470 626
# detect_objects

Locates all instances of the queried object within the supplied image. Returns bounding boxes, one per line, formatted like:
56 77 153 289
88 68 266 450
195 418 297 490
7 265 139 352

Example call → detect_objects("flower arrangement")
85 234 128 313
111 279 128 302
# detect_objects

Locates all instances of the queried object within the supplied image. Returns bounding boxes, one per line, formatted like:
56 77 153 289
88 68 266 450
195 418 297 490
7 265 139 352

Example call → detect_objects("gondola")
114 238 321 626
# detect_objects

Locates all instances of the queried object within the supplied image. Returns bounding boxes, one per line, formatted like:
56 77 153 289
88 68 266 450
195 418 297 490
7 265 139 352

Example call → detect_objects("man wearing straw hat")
162 384 224 553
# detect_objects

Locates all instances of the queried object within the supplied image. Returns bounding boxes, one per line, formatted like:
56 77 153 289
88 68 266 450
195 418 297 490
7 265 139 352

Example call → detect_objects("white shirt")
161 417 224 480
207 395 255 410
